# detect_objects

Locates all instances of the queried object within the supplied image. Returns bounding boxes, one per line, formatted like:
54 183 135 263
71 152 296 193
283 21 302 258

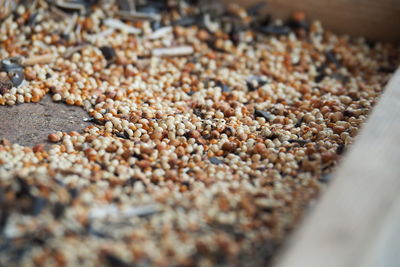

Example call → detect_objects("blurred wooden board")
0 95 90 147
227 0 400 43
273 69 400 267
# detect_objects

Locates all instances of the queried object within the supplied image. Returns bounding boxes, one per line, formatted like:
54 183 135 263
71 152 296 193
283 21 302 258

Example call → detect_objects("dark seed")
254 109 273 121
258 25 291 35
60 33 70 41
181 181 190 188
325 51 341 66
27 12 39 26
315 73 325 83
294 117 304 127
116 131 130 139
336 144 346 155
209 157 223 165
52 202 66 219
215 80 231 92
136 4 161 14
103 252 131 267
172 16 197 27
124 177 141 187
343 110 355 117
288 139 310 145
99 46 116 61
378 66 397 73
246 76 267 91
319 173 333 183
32 197 47 216
151 20 163 31
206 40 227 53
116 0 134 12
68 187 79 199
0 85 11 95
331 73 349 83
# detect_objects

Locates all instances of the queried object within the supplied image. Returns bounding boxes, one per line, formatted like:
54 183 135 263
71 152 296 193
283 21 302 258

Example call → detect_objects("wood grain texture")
273 69 400 267
227 0 400 43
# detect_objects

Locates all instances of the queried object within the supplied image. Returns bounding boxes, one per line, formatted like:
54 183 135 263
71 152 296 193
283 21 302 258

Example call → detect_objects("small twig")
152 46 194 57
103 18 141 34
148 26 173 40
115 10 161 22
88 203 161 219
64 44 89 58
87 28 115 42
23 54 57 66
54 0 86 14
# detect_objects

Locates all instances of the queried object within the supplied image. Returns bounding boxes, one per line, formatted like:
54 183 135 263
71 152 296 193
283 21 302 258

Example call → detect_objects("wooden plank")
227 0 400 43
362 194 400 267
273 69 400 267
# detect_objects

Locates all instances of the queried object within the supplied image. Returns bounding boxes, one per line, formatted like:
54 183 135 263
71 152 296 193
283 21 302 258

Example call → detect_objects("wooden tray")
227 0 400 266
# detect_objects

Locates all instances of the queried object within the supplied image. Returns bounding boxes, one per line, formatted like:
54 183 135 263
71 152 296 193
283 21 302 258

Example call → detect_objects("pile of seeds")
1 1 399 266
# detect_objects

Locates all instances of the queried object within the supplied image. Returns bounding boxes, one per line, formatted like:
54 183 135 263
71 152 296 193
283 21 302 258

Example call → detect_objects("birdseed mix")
0 1 399 266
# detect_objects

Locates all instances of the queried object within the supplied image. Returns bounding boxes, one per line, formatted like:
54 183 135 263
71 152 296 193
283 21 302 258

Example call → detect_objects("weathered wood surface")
228 0 400 43
273 69 400 267
0 95 90 147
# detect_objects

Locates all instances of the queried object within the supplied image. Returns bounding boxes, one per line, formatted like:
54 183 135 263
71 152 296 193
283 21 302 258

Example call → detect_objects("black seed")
209 157 223 165
100 46 116 61
172 16 197 27
319 173 333 183
288 139 310 145
68 187 79 199
258 25 291 35
32 197 47 216
136 4 161 14
206 40 227 53
88 118 105 125
287 18 309 30
116 0 134 11
331 73 349 83
215 80 231 92
378 66 397 73
343 110 355 117
181 181 190 188
254 109 273 121
85 0 100 5
53 202 66 219
315 73 325 83
88 226 109 238
325 51 341 66
104 253 131 267
294 117 304 127
16 177 31 198
124 177 141 187
60 33 70 41
246 76 267 91
116 131 129 139
27 12 39 26
150 20 163 31
336 144 346 155
365 39 376 48
193 108 204 118
246 80 257 91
